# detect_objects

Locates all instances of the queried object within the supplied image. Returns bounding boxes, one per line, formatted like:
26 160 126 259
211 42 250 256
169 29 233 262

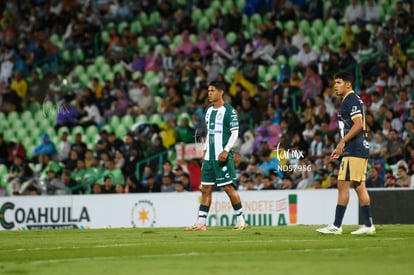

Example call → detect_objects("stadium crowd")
0 0 414 196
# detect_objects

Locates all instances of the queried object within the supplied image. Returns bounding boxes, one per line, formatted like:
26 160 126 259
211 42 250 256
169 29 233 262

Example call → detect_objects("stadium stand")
0 0 413 195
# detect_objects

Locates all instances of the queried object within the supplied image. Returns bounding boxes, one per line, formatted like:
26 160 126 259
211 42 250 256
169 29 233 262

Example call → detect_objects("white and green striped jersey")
204 103 239 161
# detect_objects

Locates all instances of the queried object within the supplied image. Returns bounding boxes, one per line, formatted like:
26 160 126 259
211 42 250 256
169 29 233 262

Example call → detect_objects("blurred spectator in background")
343 0 364 25
32 133 57 159
396 165 411 187
103 89 128 119
296 43 318 73
1 83 22 113
56 131 71 162
55 99 79 130
366 166 384 188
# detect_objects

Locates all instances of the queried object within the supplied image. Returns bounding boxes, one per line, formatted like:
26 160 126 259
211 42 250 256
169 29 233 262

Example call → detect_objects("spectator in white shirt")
291 26 306 52
364 0 381 23
128 84 154 116
252 35 276 65
57 131 71 162
344 0 364 24
296 43 318 73
0 56 14 84
79 98 102 127
128 78 143 105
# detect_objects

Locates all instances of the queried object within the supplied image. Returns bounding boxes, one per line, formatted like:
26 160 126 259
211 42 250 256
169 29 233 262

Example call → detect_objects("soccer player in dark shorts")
317 71 375 235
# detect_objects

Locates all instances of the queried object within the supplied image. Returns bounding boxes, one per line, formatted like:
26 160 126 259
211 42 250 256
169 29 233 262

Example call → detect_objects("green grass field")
1 225 413 275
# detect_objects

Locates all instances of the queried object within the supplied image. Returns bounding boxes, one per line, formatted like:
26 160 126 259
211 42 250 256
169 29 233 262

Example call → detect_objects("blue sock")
333 205 347 228
361 205 373 227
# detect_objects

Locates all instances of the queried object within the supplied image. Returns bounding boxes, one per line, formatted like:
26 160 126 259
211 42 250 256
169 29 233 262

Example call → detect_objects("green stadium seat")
62 50 72 63
264 72 274 82
312 19 324 35
23 135 36 156
57 126 70 138
106 22 116 31
203 8 214 21
237 0 246 10
70 126 85 143
121 115 134 129
23 117 37 132
267 64 281 79
114 123 128 138
101 30 110 44
257 65 267 83
87 64 98 78
72 125 85 136
149 113 163 126
131 71 142 81
242 14 249 27
210 0 221 10
146 36 158 47
139 11 150 26
94 55 106 67
74 64 85 77
154 44 165 56
7 111 19 125
117 21 129 34
325 18 337 33
276 55 287 66
37 118 52 133
99 63 111 75
140 44 150 56
0 164 8 187
15 130 28 145
130 20 143 35
51 135 60 149
225 66 238 83
44 127 57 141
314 36 326 51
135 114 148 124
289 54 298 68
153 96 163 111
197 17 210 31
112 63 125 74
250 13 262 26
191 8 203 23
20 110 32 123
223 0 234 14
85 125 99 144
3 128 14 142
284 20 295 34
49 34 61 47
109 116 121 130
73 48 84 64
105 72 115 82
299 19 310 36
225 32 237 45
189 33 198 44
0 113 7 130
149 11 161 25
79 73 89 86
177 112 191 126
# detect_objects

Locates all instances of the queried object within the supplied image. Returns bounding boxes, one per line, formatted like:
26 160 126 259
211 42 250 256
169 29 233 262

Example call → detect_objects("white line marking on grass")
4 237 406 254
30 253 201 265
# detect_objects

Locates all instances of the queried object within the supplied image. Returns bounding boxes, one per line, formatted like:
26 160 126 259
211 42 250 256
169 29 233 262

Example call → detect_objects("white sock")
235 208 245 223
197 210 208 225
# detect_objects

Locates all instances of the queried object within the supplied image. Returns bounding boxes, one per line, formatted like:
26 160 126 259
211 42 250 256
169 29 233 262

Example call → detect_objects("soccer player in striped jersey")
184 80 247 231
317 71 375 235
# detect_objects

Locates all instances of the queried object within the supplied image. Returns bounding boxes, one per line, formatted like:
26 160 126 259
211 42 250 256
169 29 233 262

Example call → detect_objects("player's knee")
222 184 235 193
200 185 213 195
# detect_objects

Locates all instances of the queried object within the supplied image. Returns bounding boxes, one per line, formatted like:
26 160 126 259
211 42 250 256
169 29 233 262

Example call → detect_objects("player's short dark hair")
334 71 354 84
209 80 226 91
